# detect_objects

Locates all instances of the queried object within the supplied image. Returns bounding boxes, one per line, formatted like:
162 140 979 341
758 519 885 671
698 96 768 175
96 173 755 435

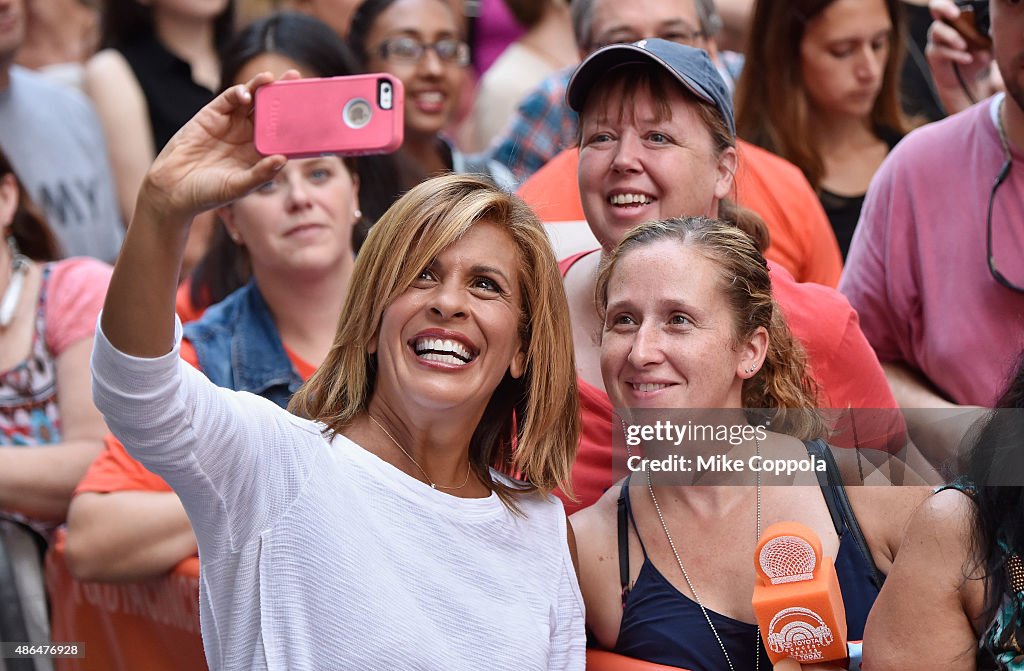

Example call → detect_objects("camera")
950 0 991 50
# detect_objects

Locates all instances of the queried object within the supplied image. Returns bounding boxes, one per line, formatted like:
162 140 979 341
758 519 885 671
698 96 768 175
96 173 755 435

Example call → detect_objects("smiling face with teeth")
368 220 527 419
578 71 737 253
599 238 766 412
364 0 465 140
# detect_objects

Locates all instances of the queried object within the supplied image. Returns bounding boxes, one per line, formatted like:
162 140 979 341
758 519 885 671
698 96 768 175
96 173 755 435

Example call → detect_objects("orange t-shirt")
174 279 206 325
517 143 843 287
75 341 315 496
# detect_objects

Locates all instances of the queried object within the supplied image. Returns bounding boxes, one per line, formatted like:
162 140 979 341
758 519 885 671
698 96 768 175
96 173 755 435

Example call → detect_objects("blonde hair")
594 216 826 441
290 174 579 504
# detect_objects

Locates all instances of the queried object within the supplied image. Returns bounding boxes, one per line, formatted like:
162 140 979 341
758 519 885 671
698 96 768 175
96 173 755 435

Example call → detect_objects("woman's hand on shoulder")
139 72 293 222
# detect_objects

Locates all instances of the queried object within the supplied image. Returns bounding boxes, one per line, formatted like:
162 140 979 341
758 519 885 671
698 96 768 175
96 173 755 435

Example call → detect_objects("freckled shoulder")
570 479 628 649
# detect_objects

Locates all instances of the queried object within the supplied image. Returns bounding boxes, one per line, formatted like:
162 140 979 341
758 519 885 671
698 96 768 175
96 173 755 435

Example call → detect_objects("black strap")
809 440 845 537
806 439 886 591
617 477 631 607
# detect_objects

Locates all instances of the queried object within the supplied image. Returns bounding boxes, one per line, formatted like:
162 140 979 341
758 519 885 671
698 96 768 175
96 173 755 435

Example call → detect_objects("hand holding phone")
947 0 991 50
254 74 404 158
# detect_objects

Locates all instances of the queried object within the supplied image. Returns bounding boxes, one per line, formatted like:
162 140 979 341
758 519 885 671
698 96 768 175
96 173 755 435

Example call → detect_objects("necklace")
646 436 762 671
0 252 29 329
368 415 473 490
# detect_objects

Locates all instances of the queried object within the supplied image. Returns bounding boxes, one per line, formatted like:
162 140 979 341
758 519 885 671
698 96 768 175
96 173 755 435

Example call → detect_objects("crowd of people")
0 0 1022 669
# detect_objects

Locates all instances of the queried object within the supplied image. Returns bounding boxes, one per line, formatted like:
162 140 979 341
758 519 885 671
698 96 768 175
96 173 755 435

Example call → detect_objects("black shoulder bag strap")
617 477 631 606
806 439 886 591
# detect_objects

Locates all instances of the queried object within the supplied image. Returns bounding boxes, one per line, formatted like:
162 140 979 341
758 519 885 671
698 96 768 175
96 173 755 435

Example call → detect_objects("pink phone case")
254 74 404 158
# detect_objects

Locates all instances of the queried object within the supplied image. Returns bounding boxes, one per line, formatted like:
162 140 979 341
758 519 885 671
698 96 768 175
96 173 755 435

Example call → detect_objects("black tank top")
612 440 883 669
116 37 214 152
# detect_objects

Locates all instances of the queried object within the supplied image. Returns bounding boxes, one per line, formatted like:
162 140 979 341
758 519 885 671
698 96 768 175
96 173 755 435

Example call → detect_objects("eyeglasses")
593 27 707 51
375 37 470 66
986 156 1023 293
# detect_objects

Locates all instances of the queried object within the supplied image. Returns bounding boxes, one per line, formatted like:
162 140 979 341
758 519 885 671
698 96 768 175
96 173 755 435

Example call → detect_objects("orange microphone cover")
752 521 848 666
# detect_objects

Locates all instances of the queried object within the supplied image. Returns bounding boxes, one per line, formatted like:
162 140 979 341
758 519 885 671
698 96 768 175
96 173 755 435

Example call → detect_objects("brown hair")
594 216 826 440
0 148 60 261
578 64 771 252
503 0 546 29
289 174 580 504
734 0 913 190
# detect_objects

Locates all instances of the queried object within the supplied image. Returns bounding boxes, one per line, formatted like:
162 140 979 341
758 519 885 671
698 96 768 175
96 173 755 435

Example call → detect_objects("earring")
746 366 758 375
353 209 363 221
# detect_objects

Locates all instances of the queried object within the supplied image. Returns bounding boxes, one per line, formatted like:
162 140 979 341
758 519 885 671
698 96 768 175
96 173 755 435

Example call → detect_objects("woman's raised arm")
100 73 288 357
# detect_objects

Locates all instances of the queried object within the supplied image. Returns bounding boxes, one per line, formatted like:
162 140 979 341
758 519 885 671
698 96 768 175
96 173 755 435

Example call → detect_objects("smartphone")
949 0 991 50
254 74 404 158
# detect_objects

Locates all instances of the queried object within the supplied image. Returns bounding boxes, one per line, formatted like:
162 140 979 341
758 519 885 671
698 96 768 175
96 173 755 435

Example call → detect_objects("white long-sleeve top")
91 320 585 671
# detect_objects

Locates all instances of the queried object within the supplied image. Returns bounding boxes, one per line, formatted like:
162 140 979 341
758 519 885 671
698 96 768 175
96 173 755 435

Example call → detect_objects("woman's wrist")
133 177 196 243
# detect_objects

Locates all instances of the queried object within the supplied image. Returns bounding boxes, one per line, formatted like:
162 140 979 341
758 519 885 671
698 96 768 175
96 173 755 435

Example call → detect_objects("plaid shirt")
488 67 577 185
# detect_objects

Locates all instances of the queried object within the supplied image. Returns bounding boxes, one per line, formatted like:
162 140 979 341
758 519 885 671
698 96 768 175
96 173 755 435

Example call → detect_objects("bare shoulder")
569 479 627 647
903 488 977 555
848 483 932 572
84 49 138 92
862 488 983 670
569 480 622 549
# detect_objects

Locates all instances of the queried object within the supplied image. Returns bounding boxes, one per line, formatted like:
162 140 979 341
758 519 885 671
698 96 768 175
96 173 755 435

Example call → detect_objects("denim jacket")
183 280 302 409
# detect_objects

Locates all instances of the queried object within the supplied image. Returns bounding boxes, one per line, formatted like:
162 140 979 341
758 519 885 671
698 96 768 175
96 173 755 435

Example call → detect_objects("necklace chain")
645 436 762 671
368 415 472 490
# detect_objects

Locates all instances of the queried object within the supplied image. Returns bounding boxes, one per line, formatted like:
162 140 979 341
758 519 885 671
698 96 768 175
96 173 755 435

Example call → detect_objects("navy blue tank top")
612 447 881 669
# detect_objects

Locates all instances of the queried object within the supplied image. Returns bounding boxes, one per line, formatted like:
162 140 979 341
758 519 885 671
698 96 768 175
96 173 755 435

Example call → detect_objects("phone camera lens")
343 98 372 129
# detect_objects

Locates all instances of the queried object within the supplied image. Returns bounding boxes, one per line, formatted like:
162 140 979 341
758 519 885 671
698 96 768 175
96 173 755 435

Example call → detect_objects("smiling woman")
88 65 583 668
348 0 515 190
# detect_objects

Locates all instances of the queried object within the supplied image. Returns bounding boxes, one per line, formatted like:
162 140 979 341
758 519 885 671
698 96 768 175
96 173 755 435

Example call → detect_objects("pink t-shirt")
0 256 111 530
45 257 113 354
841 96 1024 406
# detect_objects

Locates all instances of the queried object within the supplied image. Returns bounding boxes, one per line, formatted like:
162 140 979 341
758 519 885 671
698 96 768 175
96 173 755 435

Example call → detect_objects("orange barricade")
586 649 690 670
45 529 207 671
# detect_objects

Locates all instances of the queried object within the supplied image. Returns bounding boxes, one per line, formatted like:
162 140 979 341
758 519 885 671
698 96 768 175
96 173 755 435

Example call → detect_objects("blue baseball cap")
566 38 735 137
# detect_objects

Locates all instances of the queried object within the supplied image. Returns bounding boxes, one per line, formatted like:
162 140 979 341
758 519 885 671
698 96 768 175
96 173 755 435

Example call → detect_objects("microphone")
752 521 848 670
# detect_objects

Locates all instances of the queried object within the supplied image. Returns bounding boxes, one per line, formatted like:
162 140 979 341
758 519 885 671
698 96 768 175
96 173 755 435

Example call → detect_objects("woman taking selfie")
66 12 376 582
90 71 584 669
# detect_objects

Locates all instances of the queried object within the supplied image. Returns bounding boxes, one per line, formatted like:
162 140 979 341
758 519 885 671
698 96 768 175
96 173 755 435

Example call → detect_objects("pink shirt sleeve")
44 257 113 356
